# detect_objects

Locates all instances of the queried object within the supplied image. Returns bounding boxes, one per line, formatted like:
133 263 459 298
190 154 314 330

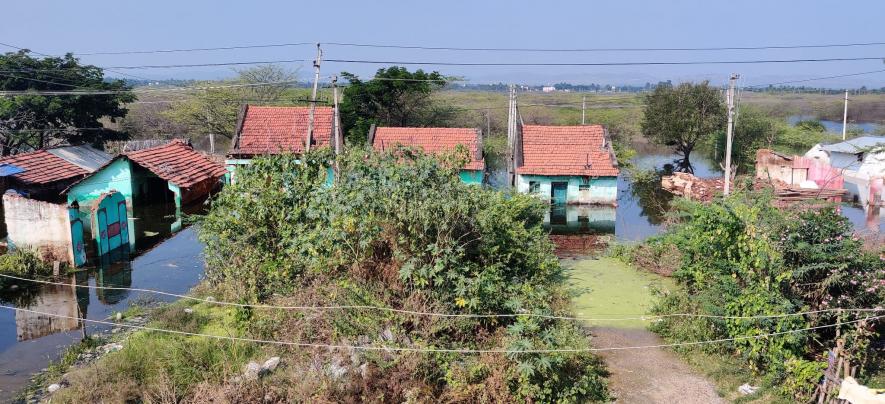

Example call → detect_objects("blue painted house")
514 125 619 205
370 127 485 185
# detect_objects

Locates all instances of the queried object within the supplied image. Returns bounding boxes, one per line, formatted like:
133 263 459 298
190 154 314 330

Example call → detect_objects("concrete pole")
331 75 342 155
581 95 586 125
723 74 739 196
306 43 323 152
842 90 849 140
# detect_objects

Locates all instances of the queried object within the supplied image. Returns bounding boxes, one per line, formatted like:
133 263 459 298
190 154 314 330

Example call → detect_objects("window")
578 184 591 191
528 181 540 193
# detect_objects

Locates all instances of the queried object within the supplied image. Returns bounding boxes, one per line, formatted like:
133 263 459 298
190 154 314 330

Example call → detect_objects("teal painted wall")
516 174 618 204
459 169 483 185
67 159 135 206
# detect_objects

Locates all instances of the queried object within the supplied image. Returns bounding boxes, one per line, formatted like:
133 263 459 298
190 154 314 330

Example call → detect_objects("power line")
0 304 879 353
746 68 885 88
325 40 885 53
0 41 157 83
74 42 314 56
324 56 885 67
2 273 881 322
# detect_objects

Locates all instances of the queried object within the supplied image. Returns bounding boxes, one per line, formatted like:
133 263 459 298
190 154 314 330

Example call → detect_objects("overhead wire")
2 273 882 322
0 305 880 353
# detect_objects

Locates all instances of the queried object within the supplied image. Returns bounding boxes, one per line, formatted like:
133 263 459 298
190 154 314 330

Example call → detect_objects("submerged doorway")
551 182 568 205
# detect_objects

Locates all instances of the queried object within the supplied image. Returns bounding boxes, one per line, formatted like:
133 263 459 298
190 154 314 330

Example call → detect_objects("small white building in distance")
542 86 556 93
806 136 885 207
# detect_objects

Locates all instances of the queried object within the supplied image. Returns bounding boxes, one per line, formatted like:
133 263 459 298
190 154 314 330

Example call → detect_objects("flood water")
0 207 205 401
541 149 882 245
787 115 881 134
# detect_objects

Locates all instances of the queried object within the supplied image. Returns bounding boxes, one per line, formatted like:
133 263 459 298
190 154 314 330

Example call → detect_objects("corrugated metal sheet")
821 136 885 154
47 145 113 172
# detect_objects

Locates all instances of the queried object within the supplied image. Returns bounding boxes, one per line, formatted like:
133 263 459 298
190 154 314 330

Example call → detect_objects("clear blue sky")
3 0 885 87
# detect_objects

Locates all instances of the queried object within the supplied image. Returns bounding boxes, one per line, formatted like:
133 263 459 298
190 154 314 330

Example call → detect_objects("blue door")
551 182 568 205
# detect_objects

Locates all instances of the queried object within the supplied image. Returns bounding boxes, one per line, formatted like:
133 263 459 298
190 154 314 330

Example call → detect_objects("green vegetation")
0 249 51 276
340 67 455 145
566 257 675 329
641 81 726 172
57 147 610 402
624 193 885 401
0 50 134 152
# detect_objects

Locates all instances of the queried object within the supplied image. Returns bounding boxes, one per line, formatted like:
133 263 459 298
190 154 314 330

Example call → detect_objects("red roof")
231 105 334 156
372 127 485 171
516 125 619 177
125 141 227 188
0 150 89 185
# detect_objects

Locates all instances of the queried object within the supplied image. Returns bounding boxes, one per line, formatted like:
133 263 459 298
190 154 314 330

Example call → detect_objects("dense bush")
0 249 50 276
199 147 609 402
641 194 884 400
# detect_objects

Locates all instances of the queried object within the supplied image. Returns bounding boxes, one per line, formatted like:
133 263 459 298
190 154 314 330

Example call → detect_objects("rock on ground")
591 327 724 404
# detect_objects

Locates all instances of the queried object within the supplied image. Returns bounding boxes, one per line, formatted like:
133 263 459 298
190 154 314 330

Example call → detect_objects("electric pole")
331 75 342 155
723 73 739 196
581 95 586 125
506 85 515 186
486 107 491 137
306 43 323 152
841 90 849 140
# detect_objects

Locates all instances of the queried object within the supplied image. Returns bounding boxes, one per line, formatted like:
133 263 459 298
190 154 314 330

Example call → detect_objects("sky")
2 0 885 87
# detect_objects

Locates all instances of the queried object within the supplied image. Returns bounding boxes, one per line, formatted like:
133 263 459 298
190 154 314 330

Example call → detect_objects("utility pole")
841 90 849 140
486 107 491 137
331 75 343 155
506 84 515 186
723 73 739 196
208 133 215 155
306 43 323 152
581 95 586 125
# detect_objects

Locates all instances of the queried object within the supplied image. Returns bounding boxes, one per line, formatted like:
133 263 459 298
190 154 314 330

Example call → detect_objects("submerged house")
513 125 619 204
0 145 113 266
227 105 341 182
66 140 227 210
0 145 112 202
806 136 885 207
369 127 485 184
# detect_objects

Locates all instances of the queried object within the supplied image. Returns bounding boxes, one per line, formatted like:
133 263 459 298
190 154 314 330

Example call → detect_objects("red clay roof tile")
231 105 334 156
516 125 619 177
125 141 227 189
0 150 89 185
372 127 485 171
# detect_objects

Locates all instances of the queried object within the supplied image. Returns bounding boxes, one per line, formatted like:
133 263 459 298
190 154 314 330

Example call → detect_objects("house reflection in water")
15 277 87 342
545 204 616 235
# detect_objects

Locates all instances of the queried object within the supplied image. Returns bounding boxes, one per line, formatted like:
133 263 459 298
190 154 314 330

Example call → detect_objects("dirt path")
591 326 725 404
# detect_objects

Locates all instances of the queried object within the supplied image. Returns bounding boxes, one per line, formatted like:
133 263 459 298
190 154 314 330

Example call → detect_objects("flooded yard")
0 218 205 401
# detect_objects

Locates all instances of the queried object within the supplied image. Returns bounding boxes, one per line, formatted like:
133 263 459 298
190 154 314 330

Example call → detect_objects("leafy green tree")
164 65 298 139
0 51 135 154
709 107 776 174
339 67 455 145
641 81 726 172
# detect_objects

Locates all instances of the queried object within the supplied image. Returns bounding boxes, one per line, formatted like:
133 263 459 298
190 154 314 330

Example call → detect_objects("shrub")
0 249 50 276
645 194 884 401
197 146 609 402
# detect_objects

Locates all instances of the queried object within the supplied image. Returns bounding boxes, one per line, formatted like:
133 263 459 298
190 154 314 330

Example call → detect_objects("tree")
709 107 775 174
164 65 298 139
0 51 135 154
641 81 725 172
339 67 455 145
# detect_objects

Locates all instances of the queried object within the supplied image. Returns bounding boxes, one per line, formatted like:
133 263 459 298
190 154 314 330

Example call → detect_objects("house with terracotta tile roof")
66 140 227 210
226 105 342 182
369 127 485 184
513 124 619 205
0 145 112 202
